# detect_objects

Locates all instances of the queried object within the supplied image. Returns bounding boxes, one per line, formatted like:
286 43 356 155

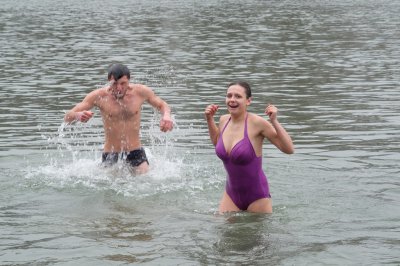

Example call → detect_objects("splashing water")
25 110 220 200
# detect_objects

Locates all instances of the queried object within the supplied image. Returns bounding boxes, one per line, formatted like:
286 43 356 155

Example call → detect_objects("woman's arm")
205 104 220 146
262 104 294 154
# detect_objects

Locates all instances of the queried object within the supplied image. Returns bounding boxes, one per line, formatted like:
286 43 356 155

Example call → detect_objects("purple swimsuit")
216 114 271 210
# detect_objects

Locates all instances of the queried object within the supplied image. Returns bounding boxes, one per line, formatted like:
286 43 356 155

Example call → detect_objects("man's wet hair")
227 81 252 99
108 64 130 81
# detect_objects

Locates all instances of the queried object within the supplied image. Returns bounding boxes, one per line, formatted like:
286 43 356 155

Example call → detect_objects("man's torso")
95 85 146 152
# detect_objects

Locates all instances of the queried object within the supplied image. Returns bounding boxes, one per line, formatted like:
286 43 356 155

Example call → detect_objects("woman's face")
225 84 251 114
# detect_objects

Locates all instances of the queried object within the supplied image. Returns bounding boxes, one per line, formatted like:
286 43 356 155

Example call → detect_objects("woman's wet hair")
227 81 252 99
108 63 130 81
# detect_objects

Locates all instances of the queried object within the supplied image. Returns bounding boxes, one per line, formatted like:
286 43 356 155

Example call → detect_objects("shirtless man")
64 64 173 174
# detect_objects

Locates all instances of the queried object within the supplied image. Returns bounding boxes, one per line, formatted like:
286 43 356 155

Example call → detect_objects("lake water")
1 0 399 265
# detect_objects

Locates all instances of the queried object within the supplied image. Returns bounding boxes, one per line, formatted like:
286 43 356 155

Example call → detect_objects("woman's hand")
205 104 219 120
265 104 277 121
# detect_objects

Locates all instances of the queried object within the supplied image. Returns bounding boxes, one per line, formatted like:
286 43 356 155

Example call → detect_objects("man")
64 64 173 174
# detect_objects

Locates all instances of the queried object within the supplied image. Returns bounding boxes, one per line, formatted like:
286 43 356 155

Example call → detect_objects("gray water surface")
1 0 399 265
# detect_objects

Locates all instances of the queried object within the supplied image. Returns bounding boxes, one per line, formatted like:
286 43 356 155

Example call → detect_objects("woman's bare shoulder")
248 112 272 129
219 114 230 122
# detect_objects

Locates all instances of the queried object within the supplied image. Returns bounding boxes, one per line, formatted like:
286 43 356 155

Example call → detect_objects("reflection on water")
1 0 400 265
214 215 272 258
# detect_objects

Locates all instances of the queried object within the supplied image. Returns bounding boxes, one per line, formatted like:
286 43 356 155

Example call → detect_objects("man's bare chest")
98 97 143 120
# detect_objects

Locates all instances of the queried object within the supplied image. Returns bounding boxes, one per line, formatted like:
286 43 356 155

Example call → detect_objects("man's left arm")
144 85 173 132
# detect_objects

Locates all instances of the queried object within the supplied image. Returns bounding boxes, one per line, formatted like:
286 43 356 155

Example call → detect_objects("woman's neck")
230 111 247 123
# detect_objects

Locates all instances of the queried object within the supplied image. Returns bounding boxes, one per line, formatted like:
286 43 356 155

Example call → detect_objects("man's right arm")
64 91 97 124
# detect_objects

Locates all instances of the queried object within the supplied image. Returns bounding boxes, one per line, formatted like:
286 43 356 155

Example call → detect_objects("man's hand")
75 111 94 123
160 114 173 132
205 104 219 120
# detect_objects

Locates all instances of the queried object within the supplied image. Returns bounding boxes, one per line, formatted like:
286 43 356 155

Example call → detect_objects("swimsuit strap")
244 113 249 138
221 116 232 135
221 114 249 136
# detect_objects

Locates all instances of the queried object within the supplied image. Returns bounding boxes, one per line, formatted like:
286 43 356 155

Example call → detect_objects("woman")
205 81 294 213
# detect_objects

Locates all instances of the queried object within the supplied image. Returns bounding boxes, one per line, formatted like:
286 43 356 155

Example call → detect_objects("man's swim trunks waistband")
102 148 149 167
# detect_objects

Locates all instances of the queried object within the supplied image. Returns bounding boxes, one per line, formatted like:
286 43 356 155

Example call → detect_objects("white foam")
25 113 222 199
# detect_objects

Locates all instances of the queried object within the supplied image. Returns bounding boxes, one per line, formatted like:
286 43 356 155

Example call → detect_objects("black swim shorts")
102 148 149 167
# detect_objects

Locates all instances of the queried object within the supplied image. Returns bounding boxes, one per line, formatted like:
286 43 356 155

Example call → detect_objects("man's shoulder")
89 87 108 95
85 87 109 103
131 83 151 91
130 83 154 96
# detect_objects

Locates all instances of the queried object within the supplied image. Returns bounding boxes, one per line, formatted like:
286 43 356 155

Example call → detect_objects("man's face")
109 75 129 99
